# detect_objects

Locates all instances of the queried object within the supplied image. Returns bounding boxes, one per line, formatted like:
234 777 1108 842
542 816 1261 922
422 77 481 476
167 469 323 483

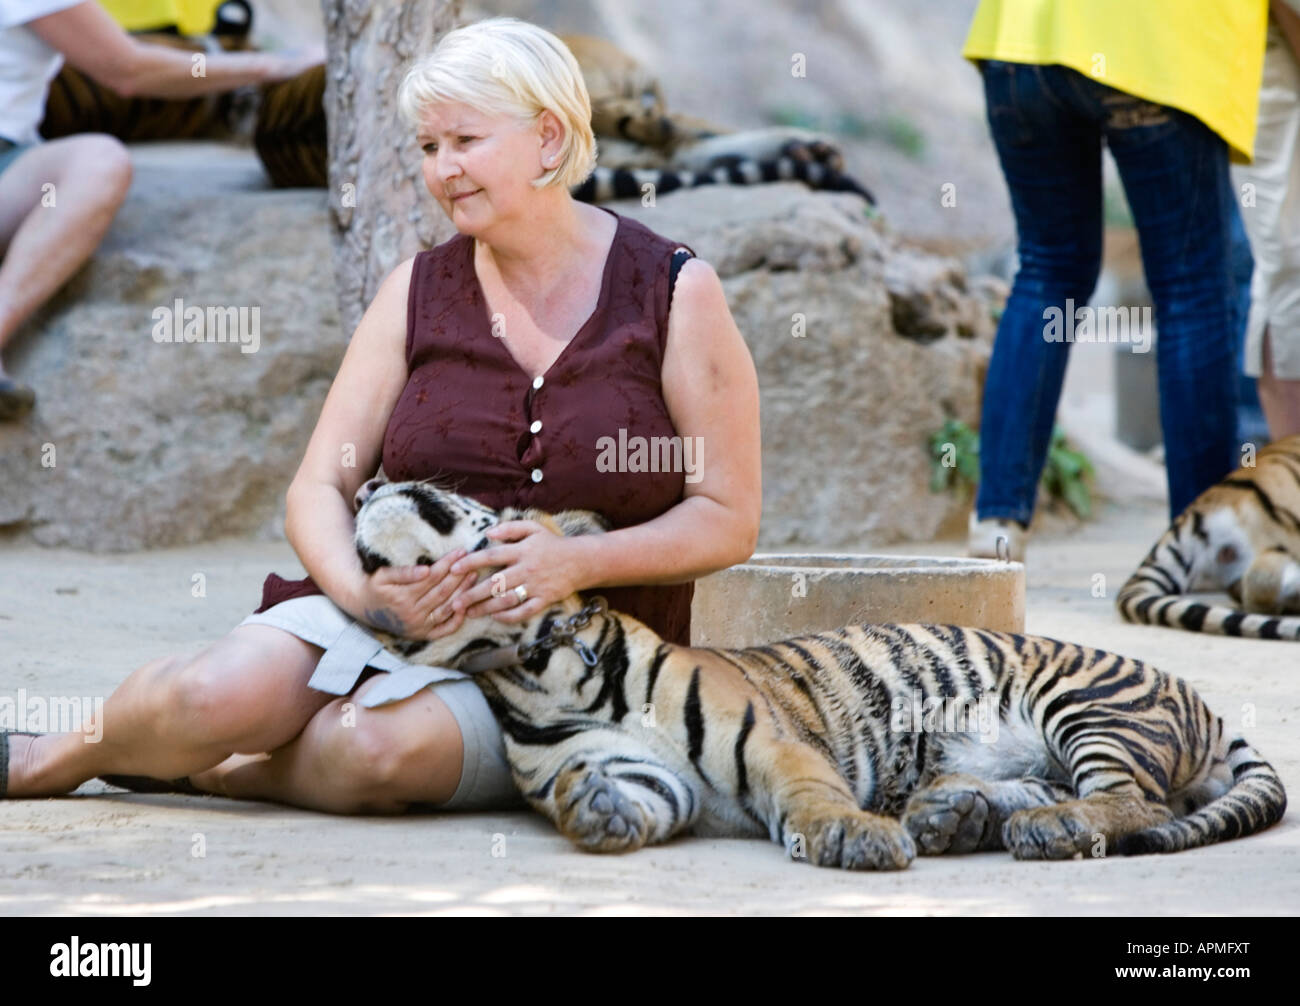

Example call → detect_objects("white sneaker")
968 513 1028 562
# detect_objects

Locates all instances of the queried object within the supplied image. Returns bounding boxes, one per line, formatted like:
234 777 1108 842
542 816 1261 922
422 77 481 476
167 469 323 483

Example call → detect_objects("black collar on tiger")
457 596 608 673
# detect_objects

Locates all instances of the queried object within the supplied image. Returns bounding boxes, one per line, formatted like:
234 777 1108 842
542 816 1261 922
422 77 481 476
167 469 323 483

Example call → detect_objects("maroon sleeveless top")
254 206 698 645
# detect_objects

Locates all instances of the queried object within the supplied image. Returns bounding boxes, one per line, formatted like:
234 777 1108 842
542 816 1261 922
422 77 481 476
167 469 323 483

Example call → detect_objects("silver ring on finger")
514 584 528 604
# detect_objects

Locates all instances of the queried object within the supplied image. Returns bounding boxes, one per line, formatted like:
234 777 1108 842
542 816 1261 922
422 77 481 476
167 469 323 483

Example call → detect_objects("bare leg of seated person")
1258 326 1300 440
188 675 466 815
0 134 133 419
5 625 334 798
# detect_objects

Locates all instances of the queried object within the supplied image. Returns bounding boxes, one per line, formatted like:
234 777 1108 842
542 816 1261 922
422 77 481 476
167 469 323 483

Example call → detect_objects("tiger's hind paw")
555 768 649 854
902 774 998 854
1005 797 1173 860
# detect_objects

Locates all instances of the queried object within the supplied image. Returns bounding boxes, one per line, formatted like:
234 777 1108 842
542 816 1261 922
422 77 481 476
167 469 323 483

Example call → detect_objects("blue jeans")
976 61 1239 525
1229 200 1269 446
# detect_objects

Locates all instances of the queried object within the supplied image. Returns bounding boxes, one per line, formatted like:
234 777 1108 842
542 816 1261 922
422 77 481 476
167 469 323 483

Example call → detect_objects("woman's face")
417 101 560 232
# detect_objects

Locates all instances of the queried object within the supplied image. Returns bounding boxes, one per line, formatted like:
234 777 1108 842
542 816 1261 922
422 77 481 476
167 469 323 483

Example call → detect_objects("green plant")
761 107 925 159
1103 182 1134 228
868 114 925 159
926 420 1096 520
764 104 823 131
1041 426 1096 519
928 418 980 498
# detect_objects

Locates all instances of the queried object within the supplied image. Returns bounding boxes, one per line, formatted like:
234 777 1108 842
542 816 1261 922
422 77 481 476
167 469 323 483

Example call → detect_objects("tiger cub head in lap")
1118 434 1300 638
355 480 1286 870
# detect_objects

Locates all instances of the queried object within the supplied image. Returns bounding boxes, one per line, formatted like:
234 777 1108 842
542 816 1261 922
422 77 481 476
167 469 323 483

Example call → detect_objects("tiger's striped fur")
1118 435 1300 639
354 481 1286 868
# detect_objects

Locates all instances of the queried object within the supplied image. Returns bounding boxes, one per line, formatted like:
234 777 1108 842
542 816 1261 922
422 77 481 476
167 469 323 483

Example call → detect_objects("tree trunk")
322 0 463 336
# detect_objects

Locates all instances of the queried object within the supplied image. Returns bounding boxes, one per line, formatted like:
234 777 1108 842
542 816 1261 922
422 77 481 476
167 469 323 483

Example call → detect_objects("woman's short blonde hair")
397 16 598 191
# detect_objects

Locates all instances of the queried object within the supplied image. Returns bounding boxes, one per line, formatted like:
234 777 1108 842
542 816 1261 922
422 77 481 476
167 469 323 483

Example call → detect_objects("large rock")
0 143 344 550
611 185 997 548
0 147 995 551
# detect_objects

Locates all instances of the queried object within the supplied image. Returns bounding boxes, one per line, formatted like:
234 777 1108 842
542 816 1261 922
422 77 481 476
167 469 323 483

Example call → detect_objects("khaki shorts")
239 594 525 812
1234 21 1300 380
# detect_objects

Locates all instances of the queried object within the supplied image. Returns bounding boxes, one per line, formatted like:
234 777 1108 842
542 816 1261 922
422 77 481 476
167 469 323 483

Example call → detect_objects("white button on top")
531 468 543 483
529 419 542 434
532 375 544 390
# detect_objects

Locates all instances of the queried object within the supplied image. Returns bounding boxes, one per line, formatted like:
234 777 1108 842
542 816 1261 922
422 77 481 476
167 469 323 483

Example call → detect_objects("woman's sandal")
98 774 208 796
0 730 44 798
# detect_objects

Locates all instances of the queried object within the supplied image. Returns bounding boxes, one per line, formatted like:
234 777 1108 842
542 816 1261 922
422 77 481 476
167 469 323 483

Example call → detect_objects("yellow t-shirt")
100 0 224 37
963 0 1268 163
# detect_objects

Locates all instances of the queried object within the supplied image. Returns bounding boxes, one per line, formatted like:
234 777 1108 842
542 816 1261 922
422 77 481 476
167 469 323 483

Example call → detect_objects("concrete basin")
690 553 1025 649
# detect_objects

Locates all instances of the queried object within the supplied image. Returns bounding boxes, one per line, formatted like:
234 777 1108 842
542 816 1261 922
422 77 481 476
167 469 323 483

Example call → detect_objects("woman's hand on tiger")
354 547 478 640
449 520 588 624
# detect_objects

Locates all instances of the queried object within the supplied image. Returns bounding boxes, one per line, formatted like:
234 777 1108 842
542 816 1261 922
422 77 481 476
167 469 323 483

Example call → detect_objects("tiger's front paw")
784 810 916 871
902 774 999 854
554 768 649 854
1003 805 1094 860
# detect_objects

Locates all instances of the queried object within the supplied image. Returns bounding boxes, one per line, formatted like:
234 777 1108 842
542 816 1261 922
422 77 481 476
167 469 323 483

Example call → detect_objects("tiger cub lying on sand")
354 481 1285 870
1118 434 1300 639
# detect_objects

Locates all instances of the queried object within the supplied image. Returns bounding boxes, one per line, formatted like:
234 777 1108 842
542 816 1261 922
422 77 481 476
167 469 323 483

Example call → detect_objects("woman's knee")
311 693 464 808
152 630 320 748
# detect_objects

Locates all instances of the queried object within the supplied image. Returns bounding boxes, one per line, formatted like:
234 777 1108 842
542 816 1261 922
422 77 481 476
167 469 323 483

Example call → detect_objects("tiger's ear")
552 509 612 537
352 465 389 513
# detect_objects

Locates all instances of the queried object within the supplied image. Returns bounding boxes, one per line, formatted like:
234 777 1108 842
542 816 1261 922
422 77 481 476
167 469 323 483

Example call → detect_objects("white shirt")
0 0 88 145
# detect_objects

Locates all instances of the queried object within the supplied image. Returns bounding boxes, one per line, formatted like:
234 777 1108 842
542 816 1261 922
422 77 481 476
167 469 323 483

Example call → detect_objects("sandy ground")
1 498 1297 917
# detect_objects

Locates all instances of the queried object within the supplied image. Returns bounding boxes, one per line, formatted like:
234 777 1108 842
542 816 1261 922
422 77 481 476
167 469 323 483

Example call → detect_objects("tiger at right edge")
351 481 1287 870
1118 434 1300 639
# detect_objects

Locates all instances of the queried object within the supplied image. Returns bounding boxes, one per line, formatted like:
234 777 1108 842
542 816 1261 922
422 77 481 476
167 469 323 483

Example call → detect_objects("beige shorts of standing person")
1234 0 1300 439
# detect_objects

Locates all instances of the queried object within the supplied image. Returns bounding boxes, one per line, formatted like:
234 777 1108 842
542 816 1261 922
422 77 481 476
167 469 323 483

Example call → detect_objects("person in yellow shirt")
962 0 1269 561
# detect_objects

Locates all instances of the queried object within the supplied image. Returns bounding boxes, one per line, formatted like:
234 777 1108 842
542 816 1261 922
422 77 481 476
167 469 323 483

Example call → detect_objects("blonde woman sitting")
1 17 762 810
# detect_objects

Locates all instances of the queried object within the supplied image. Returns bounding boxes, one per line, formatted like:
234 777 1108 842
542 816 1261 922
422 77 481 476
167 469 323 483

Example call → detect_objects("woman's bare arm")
565 257 762 586
28 1 320 98
282 258 415 621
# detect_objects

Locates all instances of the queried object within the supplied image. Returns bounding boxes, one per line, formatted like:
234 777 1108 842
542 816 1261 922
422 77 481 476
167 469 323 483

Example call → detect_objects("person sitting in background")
0 0 320 420
962 0 1268 561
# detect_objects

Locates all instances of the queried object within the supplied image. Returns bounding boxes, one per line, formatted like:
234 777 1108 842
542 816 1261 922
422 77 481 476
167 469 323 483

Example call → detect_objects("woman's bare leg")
1258 326 1300 440
5 625 333 797
190 674 466 814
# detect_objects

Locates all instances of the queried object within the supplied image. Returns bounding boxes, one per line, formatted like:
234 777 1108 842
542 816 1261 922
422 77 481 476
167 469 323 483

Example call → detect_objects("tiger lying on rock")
1118 434 1300 639
352 480 1286 870
41 11 871 201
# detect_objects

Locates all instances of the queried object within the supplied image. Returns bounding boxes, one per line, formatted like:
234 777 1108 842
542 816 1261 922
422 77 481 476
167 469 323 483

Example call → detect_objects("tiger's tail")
573 159 875 205
1116 512 1300 639
1117 738 1287 855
